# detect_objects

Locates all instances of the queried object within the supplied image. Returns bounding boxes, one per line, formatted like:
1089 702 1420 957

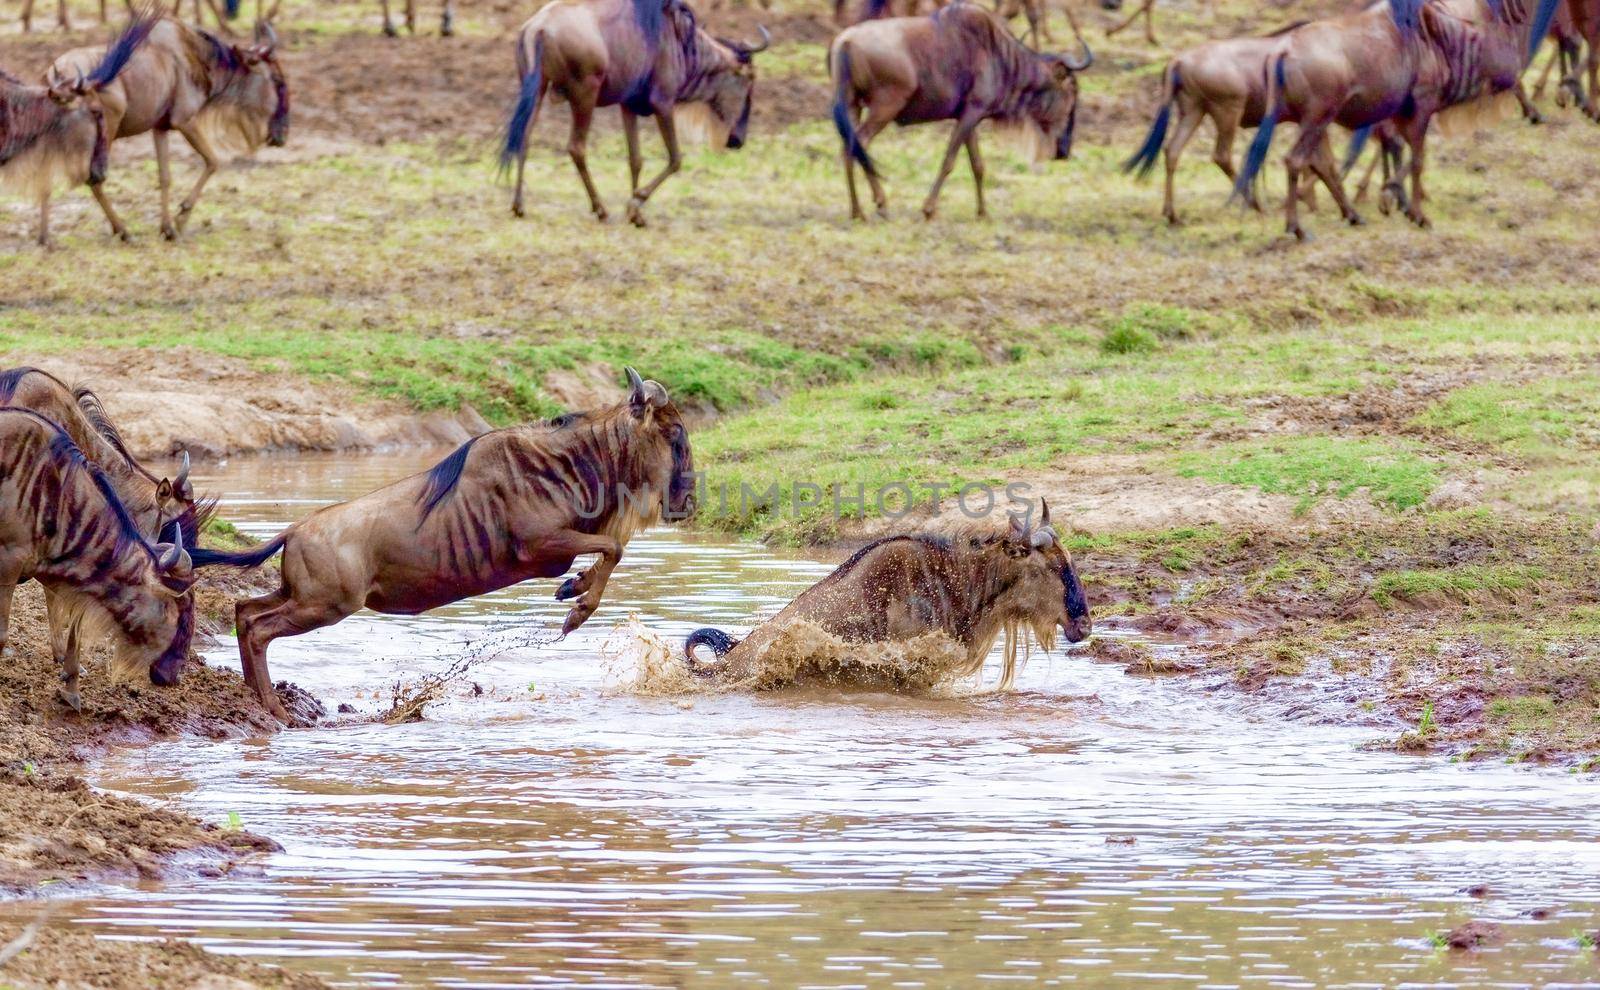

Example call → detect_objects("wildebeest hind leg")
1159 105 1203 224
173 123 221 237
854 101 898 219
922 116 982 221
44 591 83 711
36 193 53 249
440 0 454 36
626 113 683 228
154 131 176 240
0 579 16 656
381 0 398 36
1308 137 1359 226
622 110 644 197
566 94 607 221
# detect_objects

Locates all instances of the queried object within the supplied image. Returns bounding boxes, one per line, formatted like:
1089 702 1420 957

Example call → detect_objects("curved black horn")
1061 37 1093 72
747 25 771 53
158 524 184 571
175 450 191 492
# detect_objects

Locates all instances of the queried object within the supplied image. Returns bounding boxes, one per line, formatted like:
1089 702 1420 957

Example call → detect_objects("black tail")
1528 0 1560 65
1124 64 1177 179
87 6 159 90
190 534 286 569
1233 53 1286 203
831 43 876 178
684 627 740 670
1341 124 1372 177
225 0 241 17
500 33 545 176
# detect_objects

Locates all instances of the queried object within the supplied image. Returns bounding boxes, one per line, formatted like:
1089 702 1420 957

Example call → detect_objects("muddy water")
10 452 1600 988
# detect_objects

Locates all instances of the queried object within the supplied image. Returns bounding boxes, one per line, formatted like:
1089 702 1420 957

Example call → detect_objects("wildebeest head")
618 367 696 522
707 27 770 150
142 523 198 686
1031 43 1092 161
1004 499 1091 643
228 21 290 147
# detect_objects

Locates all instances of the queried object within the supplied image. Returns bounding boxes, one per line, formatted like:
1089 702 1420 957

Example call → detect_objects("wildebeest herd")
0 363 1089 720
2 0 1594 239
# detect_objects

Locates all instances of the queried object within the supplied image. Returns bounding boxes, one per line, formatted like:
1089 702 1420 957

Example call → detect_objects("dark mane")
633 0 666 39
1391 0 1425 38
932 4 1051 120
832 526 1009 579
71 384 148 477
0 366 50 404
0 408 153 563
416 436 480 523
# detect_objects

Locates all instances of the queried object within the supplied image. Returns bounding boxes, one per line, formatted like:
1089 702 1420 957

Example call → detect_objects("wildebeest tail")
500 32 545 175
684 627 740 670
190 533 287 569
225 0 241 18
86 6 160 90
1124 64 1177 178
1233 53 1286 202
1528 0 1560 65
831 43 876 177
1341 124 1372 177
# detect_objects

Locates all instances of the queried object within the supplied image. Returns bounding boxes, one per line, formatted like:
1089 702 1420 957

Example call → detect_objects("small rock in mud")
1521 905 1560 920
337 703 357 714
1459 883 1492 898
1589 929 1599 950
276 681 327 725
1105 835 1137 846
1445 920 1504 950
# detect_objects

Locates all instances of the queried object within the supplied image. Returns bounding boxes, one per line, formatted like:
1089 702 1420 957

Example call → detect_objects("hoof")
1288 224 1309 242
56 687 82 713
849 210 867 222
1347 212 1365 227
626 198 647 227
382 21 398 36
511 203 524 218
560 607 591 636
921 207 936 221
440 12 454 35
160 224 178 241
555 577 579 601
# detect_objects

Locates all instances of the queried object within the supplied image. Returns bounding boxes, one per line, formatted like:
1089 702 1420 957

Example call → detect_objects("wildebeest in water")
191 369 696 721
0 9 157 246
45 14 289 241
683 500 1091 690
829 3 1092 222
500 0 769 226
0 409 197 700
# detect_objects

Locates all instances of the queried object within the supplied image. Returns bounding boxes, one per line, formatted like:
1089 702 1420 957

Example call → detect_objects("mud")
1 349 490 459
0 921 329 989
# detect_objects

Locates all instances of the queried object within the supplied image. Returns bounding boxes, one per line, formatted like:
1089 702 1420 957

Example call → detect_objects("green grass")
1174 437 1441 512
1370 565 1546 607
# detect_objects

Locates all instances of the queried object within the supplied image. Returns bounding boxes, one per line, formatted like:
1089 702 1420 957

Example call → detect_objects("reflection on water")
8 452 1600 988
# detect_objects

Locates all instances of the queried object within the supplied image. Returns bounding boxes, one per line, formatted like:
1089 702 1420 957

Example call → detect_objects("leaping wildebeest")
500 0 769 227
43 14 289 241
0 367 211 709
190 369 696 722
683 500 1091 690
829 2 1092 221
0 10 156 246
0 409 198 695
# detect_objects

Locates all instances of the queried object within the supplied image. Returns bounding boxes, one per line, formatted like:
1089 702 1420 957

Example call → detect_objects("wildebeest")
1539 0 1599 117
44 15 289 241
500 0 769 227
830 3 1092 221
190 369 695 721
0 10 156 246
380 0 454 37
0 367 210 710
0 409 197 697
835 0 938 28
683 500 1091 689
1123 23 1311 224
1102 0 1203 46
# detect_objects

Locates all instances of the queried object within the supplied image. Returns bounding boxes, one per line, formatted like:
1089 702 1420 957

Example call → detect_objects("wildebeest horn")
157 524 192 574
626 366 646 399
175 450 191 496
746 25 771 53
1061 39 1093 72
255 19 278 51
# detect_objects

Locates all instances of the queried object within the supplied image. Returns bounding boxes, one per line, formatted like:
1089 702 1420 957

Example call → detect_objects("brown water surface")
6 452 1598 989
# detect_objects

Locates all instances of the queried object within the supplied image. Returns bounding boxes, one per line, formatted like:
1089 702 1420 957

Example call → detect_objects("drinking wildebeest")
683 500 1091 690
44 14 289 241
500 0 769 227
0 367 211 710
380 0 454 37
830 3 1092 222
0 10 156 246
0 409 197 699
190 369 695 721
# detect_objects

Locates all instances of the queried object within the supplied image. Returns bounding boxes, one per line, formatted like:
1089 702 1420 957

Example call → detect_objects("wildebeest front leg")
404 0 416 34
626 112 683 228
236 587 349 724
1398 123 1430 228
154 131 176 240
36 193 53 249
922 115 983 221
89 174 131 242
173 123 222 237
381 0 399 36
541 530 625 634
45 592 82 712
964 130 986 219
622 110 644 197
1307 136 1361 227
440 0 454 35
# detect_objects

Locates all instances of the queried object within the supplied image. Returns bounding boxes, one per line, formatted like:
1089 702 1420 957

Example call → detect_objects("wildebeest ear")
626 366 671 417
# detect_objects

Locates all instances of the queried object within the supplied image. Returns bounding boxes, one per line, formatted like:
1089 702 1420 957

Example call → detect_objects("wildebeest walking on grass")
190 369 696 722
829 3 1092 222
500 0 769 227
0 10 157 246
0 367 212 710
684 500 1091 690
1123 23 1311 225
0 409 197 699
44 14 289 241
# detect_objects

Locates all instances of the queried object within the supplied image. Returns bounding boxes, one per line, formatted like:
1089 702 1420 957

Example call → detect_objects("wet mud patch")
0 920 329 988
